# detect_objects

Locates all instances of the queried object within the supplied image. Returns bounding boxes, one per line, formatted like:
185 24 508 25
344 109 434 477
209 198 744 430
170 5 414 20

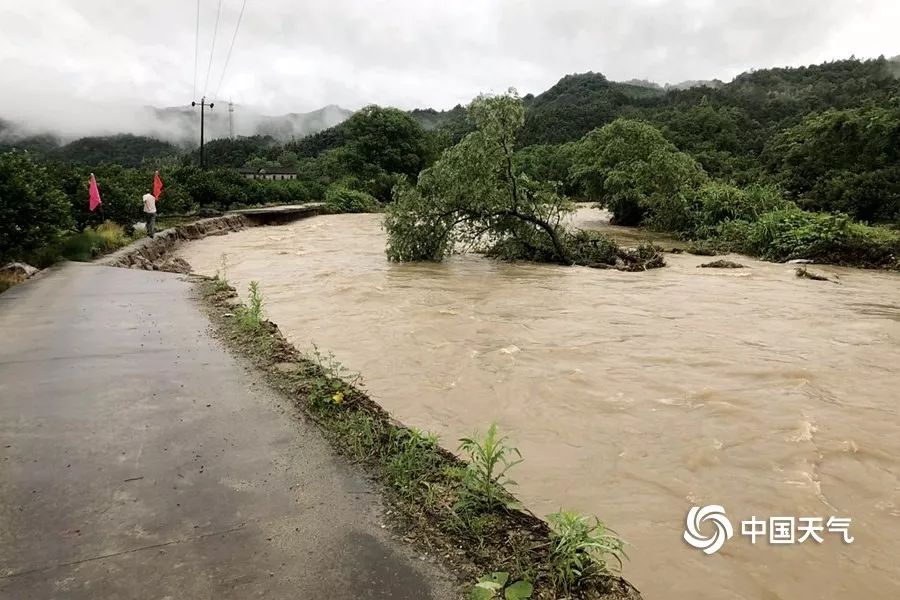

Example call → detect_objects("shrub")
0 151 74 262
746 207 900 266
182 168 251 210
324 184 379 213
691 182 788 236
565 230 621 265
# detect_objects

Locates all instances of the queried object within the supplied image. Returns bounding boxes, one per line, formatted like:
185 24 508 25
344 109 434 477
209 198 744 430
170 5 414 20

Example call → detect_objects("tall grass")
29 221 139 267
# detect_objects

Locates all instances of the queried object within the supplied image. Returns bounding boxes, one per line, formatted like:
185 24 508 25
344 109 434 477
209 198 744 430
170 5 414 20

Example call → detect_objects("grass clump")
0 272 19 294
547 512 628 594
211 253 232 292
27 220 140 267
457 424 523 511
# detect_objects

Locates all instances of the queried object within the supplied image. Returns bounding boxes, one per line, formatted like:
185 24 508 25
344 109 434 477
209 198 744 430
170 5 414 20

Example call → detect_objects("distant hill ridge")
3 55 899 165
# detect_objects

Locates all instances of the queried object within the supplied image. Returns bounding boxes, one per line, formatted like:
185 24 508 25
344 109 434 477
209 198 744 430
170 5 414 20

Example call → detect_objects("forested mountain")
4 56 899 272
519 72 665 144
51 135 180 168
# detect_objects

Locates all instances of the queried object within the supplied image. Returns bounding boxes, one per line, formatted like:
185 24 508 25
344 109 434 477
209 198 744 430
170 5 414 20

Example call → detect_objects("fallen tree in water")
385 92 664 272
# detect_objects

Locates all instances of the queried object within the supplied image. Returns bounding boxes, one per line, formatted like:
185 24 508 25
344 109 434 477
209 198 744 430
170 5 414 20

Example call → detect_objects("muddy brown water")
179 209 900 600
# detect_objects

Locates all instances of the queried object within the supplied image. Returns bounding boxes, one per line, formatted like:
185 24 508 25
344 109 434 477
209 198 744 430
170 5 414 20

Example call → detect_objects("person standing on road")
142 188 157 238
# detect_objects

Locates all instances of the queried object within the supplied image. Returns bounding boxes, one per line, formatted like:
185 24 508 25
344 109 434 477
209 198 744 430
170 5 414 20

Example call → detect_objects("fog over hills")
0 103 353 147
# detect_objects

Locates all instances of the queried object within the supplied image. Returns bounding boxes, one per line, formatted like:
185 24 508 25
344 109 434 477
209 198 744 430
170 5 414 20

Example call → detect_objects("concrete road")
0 263 456 600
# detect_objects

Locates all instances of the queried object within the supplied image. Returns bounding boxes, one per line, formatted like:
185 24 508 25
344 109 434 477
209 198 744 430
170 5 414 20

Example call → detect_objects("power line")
213 0 248 100
192 0 200 99
202 0 224 97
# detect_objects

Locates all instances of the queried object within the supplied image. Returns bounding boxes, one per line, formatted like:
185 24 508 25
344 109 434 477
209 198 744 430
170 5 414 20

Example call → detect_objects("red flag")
88 173 102 212
153 171 164 199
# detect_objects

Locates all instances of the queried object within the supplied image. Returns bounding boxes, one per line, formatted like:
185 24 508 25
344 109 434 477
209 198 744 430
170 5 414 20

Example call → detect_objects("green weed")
457 424 523 511
386 428 443 497
306 346 362 410
212 253 231 292
236 281 264 330
546 511 627 593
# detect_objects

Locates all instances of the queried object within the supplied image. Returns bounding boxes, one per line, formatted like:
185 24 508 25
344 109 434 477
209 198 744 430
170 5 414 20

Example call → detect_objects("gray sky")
1 0 898 135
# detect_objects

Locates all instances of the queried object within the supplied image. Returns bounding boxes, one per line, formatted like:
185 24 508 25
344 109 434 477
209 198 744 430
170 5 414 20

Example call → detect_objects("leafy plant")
546 511 627 593
468 572 533 600
457 424 523 511
236 281 264 330
324 183 380 213
305 346 361 410
0 151 74 263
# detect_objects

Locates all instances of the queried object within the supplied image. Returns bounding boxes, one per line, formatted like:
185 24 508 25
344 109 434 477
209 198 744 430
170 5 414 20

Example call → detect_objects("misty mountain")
149 104 353 144
0 104 353 152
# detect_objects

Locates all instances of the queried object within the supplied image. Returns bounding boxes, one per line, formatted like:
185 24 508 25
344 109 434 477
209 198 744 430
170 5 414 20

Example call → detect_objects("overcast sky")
1 0 898 134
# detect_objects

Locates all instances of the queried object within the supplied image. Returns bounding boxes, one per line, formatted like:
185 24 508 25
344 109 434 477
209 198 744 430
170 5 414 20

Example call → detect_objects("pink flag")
88 173 102 212
153 171 164 199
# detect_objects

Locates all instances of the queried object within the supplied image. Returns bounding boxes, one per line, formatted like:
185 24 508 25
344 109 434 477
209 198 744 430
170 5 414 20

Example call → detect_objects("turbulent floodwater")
179 210 900 600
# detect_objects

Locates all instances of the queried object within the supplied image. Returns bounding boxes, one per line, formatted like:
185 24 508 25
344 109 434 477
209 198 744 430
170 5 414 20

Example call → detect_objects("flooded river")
179 210 900 600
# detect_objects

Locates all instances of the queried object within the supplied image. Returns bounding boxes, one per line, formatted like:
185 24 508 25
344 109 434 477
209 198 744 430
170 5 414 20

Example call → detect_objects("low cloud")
1 0 898 140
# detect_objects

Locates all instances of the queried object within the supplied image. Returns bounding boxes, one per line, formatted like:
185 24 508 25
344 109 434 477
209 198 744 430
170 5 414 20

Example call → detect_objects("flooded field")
179 209 900 600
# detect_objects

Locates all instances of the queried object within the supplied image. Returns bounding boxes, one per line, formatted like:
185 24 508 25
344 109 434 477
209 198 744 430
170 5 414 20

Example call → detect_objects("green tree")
386 91 575 264
0 151 74 262
340 106 433 200
382 91 665 271
572 119 707 230
514 142 581 197
764 105 900 222
277 150 300 170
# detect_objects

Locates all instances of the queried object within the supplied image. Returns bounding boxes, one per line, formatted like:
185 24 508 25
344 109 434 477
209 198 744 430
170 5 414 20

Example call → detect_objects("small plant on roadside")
468 572 533 600
386 428 443 497
236 281 264 330
306 346 362 410
213 253 231 292
546 511 627 594
457 424 523 511
333 412 384 460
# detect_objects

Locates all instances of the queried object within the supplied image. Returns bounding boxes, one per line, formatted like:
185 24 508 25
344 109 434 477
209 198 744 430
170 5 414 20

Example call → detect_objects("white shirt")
142 193 157 214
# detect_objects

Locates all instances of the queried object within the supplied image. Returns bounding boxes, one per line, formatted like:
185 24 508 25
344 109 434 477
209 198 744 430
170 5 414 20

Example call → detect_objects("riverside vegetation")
202 276 638 600
3 57 900 271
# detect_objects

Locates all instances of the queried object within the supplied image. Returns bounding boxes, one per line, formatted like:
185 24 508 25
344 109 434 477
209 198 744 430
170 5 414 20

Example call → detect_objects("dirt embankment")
98 214 253 272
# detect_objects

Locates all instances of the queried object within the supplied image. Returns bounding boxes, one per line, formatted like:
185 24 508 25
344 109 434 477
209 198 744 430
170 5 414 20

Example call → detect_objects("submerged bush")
691 182 788 236
744 207 900 266
324 184 379 213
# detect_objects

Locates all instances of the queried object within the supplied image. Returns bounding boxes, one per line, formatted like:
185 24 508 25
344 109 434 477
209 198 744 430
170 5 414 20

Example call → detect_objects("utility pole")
228 100 234 139
191 96 214 169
